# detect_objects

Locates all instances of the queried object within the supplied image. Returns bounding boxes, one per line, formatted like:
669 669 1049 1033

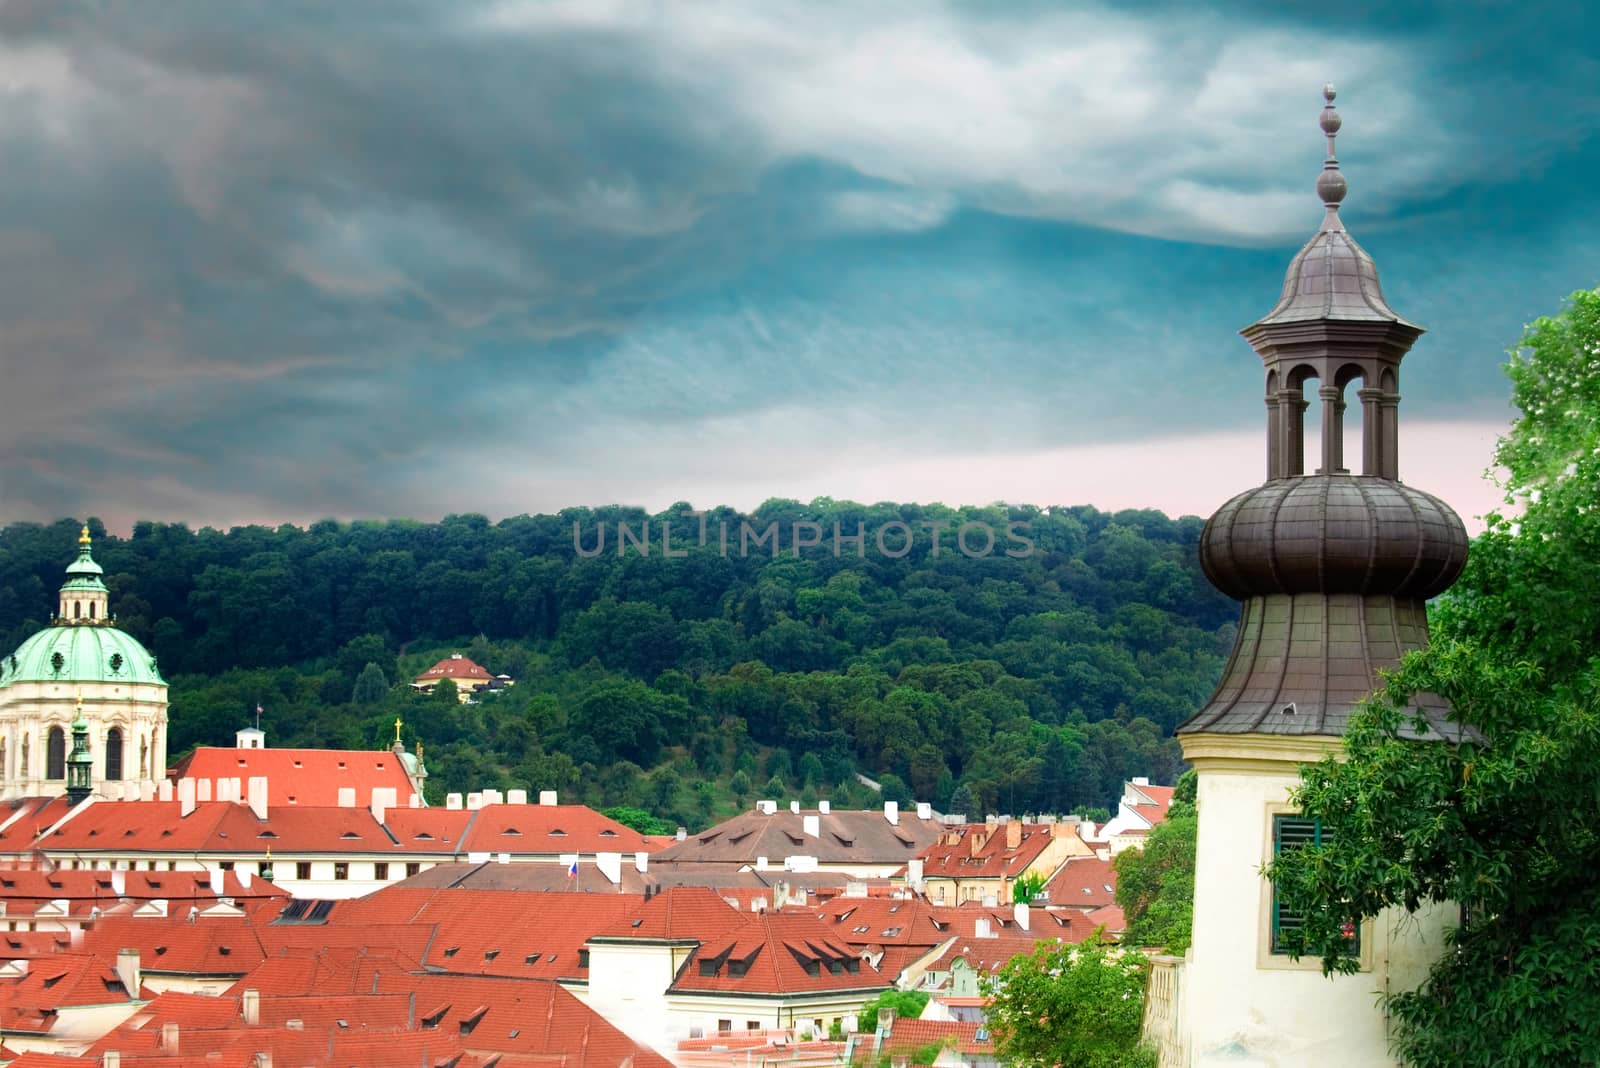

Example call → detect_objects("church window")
1271 815 1360 956
90 602 97 619
20 735 29 778
106 729 124 780
73 601 81 619
47 728 66 780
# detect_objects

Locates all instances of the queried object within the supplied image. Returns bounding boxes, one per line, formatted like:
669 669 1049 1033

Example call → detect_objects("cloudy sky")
2 1 1595 533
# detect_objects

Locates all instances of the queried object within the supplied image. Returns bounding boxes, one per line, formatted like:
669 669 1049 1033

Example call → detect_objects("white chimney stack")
161 1021 179 1050
1014 902 1031 931
884 801 899 826
755 856 769 871
818 800 830 815
115 948 140 996
140 782 156 802
158 780 174 802
242 988 260 1026
802 814 819 838
507 789 528 805
975 917 992 939
209 867 225 896
498 852 511 865
111 870 126 896
196 778 213 802
482 788 503 806
178 778 196 817
596 852 623 884
907 859 924 884
538 790 558 806
757 800 777 815
370 786 397 826
635 852 648 873
247 777 269 821
446 793 463 810
238 868 253 890
790 800 801 814
337 787 356 808
916 802 932 820
466 792 484 810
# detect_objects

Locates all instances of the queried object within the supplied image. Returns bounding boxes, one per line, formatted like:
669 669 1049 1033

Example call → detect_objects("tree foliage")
1267 288 1600 1067
1114 769 1196 954
857 989 930 1031
0 500 1231 826
982 939 1156 1068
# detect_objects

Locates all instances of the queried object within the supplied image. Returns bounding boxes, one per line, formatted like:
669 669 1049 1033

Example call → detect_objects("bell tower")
1171 87 1469 1066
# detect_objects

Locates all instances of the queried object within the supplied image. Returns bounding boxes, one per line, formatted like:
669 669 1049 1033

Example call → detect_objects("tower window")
106 728 124 780
1271 814 1360 956
46 728 66 781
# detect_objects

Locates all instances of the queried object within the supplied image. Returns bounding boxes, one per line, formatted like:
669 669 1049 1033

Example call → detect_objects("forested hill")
0 501 1235 828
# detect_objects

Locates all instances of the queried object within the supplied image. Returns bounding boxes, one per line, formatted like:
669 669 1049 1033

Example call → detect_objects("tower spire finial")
1317 83 1347 229
79 524 92 548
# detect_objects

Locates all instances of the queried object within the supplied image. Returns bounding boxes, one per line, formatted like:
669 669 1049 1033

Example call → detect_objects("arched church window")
73 601 81 619
90 602 98 619
47 727 66 780
106 728 124 780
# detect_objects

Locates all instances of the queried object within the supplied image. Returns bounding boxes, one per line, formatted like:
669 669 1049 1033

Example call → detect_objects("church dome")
1199 474 1468 601
0 624 166 688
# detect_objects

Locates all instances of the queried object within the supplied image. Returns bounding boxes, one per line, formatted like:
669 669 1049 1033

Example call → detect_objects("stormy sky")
2 1 1595 532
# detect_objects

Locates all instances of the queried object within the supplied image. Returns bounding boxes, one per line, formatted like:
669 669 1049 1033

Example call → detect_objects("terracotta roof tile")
168 747 419 808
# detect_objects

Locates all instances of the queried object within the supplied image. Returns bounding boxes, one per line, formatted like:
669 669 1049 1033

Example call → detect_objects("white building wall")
1184 756 1456 1068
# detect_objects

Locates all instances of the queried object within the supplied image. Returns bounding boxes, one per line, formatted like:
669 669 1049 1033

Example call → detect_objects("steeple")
58 523 111 625
1180 87 1469 738
66 692 94 803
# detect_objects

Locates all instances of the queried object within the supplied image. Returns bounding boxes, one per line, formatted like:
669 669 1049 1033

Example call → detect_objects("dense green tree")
1113 770 1196 954
352 662 390 705
982 940 1156 1068
1268 288 1600 1068
857 989 930 1031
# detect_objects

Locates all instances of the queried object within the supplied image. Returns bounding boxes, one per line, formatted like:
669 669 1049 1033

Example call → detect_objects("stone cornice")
1180 731 1344 773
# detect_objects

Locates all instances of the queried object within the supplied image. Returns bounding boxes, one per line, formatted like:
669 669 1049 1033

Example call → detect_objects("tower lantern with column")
1170 86 1470 1066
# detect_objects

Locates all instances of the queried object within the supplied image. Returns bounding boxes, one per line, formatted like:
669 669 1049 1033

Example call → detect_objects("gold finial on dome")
79 525 92 547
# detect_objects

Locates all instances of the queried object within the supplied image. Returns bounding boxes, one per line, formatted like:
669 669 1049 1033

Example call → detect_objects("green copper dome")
0 624 165 688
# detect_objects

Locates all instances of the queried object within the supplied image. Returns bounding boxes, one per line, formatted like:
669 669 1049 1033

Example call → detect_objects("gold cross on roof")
394 717 403 744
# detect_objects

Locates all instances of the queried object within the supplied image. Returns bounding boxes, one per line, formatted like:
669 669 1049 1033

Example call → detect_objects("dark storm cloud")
0 1 1596 527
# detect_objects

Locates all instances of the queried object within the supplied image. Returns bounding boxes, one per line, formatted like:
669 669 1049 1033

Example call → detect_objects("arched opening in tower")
106 727 124 780
46 727 66 780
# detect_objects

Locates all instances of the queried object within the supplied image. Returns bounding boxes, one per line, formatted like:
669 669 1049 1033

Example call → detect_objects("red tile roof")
415 654 493 684
917 823 1067 879
1044 855 1117 909
884 1018 996 1056
1088 903 1127 933
672 912 890 997
457 804 664 856
168 747 419 808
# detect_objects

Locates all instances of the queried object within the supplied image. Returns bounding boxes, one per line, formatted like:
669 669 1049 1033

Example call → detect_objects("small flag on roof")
568 859 578 878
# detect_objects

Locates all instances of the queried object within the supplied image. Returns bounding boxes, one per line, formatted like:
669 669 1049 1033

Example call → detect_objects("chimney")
676 826 687 841
878 1006 897 1036
140 782 156 802
916 802 932 820
247 776 269 820
1014 902 1031 930
446 793 463 810
538 790 558 806
242 988 260 1026
158 779 174 802
1006 820 1022 849
907 859 923 884
757 800 777 815
755 856 769 871
102 1053 120 1068
482 788 504 806
111 870 126 896
196 778 213 803
178 778 197 818
1074 819 1096 841
507 789 528 805
596 852 622 884
408 793 421 808
790 800 801 814
209 867 225 896
1133 776 1150 787
974 918 992 939
239 868 253 890
161 1021 179 1051
254 1055 272 1068
818 800 830 815
115 948 140 996
466 792 484 810
634 852 648 874
970 830 986 856
802 814 820 838
883 801 899 826
337 787 356 808
370 786 397 826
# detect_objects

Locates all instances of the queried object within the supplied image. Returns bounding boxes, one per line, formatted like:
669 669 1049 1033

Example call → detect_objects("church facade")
1167 87 1471 1066
0 527 169 800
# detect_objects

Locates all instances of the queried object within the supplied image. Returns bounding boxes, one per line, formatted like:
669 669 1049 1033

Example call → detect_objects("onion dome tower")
1179 85 1469 740
1172 88 1470 1068
66 694 94 804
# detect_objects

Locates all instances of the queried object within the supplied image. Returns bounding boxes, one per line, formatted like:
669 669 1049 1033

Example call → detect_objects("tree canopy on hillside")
0 500 1233 825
